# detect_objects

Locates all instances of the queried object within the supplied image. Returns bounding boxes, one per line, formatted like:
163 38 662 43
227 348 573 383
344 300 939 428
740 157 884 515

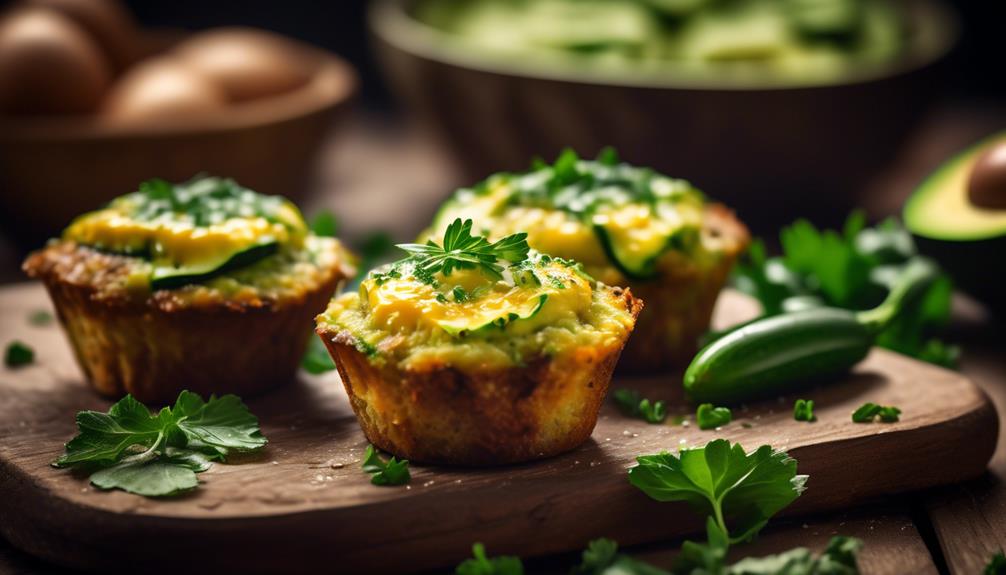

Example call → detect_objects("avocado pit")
967 141 1006 210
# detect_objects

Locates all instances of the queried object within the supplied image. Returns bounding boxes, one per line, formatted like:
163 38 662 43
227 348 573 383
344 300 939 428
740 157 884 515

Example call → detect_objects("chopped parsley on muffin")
23 176 355 403
316 219 641 465
426 150 749 371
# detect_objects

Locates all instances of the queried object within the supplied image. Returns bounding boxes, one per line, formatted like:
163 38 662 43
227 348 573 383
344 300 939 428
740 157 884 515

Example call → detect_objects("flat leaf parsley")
733 213 958 368
53 391 267 497
629 439 807 545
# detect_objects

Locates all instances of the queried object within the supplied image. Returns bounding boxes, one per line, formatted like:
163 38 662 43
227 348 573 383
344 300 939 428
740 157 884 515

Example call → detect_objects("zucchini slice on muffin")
426 150 749 371
23 177 355 403
316 219 641 465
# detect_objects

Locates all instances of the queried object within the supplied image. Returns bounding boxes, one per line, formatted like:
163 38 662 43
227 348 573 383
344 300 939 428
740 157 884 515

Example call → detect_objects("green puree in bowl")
415 0 904 81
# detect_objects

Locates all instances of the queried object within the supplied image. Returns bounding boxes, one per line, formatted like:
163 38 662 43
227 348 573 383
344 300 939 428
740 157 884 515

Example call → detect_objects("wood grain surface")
0 282 998 574
924 327 1006 573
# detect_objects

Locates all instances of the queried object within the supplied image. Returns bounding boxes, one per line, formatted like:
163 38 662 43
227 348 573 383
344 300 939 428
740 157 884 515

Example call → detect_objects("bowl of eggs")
0 0 356 245
371 0 957 228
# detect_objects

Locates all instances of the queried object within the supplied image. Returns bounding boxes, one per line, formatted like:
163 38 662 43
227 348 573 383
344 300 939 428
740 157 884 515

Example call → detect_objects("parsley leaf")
851 403 901 423
28 310 53 326
614 389 668 424
629 439 807 544
733 214 957 368
171 391 267 451
397 218 530 282
986 550 1006 575
725 536 862 575
455 543 524 575
302 334 337 374
696 404 732 430
309 210 339 237
793 399 816 422
89 452 209 497
361 444 411 486
53 391 266 497
5 340 34 367
574 538 671 575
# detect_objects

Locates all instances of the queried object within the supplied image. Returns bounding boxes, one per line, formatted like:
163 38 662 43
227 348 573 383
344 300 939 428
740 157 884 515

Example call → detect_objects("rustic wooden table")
0 103 1003 574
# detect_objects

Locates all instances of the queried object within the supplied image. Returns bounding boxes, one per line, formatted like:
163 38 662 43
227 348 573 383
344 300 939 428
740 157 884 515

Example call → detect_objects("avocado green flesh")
150 242 279 291
904 132 1006 242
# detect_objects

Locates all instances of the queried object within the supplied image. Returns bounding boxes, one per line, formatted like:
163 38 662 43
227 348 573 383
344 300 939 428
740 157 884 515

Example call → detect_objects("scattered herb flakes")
613 389 667 424
851 402 901 423
28 309 53 326
696 404 732 430
629 439 807 545
302 334 336 374
455 543 523 575
985 550 1006 575
397 218 530 282
361 444 410 486
793 399 816 422
309 210 339 237
4 340 34 367
53 391 267 497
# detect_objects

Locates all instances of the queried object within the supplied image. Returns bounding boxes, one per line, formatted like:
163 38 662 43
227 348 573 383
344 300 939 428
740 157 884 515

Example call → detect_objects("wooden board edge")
0 382 996 574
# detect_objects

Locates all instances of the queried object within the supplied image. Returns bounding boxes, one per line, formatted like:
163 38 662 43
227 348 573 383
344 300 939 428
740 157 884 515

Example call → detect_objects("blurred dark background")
116 0 1004 108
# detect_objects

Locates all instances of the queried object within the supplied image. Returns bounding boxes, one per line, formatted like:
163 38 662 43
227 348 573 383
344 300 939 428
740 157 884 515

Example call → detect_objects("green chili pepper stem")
856 257 939 333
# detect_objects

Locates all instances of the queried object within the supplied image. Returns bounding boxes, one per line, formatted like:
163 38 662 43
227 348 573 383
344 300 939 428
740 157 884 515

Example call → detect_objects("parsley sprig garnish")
630 439 808 574
396 218 529 282
53 391 267 497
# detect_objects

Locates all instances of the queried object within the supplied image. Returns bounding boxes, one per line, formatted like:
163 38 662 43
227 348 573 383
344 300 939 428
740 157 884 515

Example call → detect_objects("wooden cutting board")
0 283 997 574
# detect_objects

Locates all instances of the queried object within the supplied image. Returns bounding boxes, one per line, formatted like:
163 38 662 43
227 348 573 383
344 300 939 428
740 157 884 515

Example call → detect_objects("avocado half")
904 131 1006 312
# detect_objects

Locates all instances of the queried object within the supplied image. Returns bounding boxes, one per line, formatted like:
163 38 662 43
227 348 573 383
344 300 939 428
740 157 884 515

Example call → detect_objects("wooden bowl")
0 36 356 247
370 0 957 229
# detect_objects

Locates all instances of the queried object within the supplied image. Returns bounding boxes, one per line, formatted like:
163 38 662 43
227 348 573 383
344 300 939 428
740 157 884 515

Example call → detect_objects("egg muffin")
23 177 355 403
426 150 748 372
316 219 641 465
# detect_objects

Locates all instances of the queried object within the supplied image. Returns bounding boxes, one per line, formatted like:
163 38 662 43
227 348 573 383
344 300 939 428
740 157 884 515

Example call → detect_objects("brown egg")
102 56 227 123
0 7 111 115
26 0 140 71
172 27 314 102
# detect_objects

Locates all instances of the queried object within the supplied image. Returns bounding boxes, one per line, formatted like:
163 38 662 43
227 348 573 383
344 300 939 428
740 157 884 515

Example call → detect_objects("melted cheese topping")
318 254 635 371
431 179 708 284
64 201 306 272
